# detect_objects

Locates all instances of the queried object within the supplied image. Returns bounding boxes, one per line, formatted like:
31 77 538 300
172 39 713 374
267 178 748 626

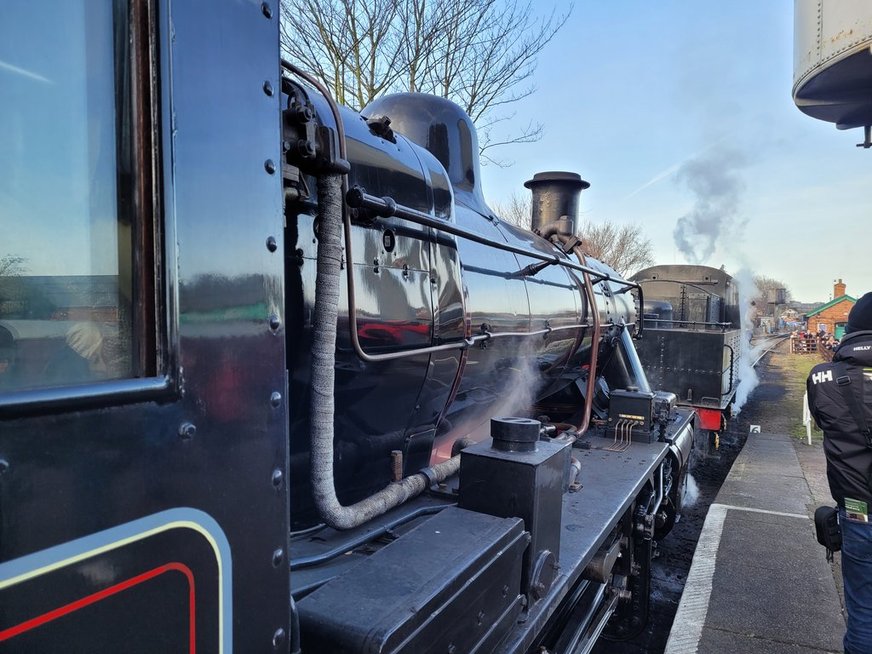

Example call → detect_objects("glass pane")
0 1 135 392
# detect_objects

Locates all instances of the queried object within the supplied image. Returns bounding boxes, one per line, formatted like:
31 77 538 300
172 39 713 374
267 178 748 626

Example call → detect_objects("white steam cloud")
434 339 546 458
670 145 763 412
732 268 760 414
684 472 700 507
673 146 748 264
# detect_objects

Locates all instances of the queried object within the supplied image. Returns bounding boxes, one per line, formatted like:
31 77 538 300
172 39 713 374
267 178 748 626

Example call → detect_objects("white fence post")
802 391 812 445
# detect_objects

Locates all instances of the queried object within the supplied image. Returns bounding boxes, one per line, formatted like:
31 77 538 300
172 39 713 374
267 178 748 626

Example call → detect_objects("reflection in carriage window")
0 1 137 391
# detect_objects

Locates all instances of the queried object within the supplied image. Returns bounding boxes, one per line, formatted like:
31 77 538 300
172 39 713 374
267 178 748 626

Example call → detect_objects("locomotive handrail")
283 60 613 364
643 318 731 331
722 343 736 395
345 187 614 281
343 186 643 361
634 277 719 287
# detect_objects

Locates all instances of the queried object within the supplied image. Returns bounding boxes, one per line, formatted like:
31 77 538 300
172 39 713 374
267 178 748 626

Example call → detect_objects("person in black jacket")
808 292 872 654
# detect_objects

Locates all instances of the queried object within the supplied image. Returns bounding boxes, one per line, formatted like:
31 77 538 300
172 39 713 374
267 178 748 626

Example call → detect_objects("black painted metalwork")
630 264 742 413
0 1 290 650
289 503 454 571
298 508 528 653
1 5 699 651
346 186 614 282
524 171 591 234
459 431 572 599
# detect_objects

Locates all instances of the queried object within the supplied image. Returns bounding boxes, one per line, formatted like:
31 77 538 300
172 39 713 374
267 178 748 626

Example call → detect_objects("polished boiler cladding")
283 86 639 526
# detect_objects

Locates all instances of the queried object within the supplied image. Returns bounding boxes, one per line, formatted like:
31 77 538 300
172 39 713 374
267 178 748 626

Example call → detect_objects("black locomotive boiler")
0 3 692 652
629 264 743 438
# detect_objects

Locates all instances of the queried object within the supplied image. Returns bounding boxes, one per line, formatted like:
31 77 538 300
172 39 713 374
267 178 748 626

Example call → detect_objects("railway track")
752 334 790 367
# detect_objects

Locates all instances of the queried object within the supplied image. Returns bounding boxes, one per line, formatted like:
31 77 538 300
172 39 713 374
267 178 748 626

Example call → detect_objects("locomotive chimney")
524 171 590 235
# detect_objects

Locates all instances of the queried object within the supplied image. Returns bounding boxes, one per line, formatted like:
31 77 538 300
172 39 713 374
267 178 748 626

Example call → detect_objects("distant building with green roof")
805 279 856 339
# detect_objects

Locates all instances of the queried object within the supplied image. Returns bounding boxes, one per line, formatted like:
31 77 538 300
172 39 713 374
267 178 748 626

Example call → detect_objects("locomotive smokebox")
524 171 590 234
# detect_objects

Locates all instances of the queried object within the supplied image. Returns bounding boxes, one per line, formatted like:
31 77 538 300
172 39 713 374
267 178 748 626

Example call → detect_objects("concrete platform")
665 432 845 654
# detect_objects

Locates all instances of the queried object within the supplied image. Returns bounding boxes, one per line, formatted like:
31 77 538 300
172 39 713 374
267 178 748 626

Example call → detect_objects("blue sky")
481 1 871 303
1 2 120 278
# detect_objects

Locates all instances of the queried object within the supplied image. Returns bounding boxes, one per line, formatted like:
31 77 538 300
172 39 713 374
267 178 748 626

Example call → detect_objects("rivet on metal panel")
269 314 282 331
270 391 283 408
272 548 284 567
261 2 272 19
266 236 278 252
264 159 277 175
272 628 286 649
272 468 284 489
178 422 196 441
263 80 274 96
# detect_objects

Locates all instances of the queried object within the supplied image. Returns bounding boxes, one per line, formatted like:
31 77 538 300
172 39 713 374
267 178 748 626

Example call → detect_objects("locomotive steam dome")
363 93 491 216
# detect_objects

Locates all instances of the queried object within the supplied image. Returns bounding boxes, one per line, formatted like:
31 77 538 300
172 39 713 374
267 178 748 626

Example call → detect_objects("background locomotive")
0 2 692 652
629 265 743 439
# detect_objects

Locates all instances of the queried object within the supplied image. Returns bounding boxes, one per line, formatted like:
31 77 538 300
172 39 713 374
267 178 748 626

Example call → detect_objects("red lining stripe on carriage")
0 562 196 651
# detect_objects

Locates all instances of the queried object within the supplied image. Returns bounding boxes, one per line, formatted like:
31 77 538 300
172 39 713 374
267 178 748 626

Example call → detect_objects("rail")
753 334 790 368
643 317 732 332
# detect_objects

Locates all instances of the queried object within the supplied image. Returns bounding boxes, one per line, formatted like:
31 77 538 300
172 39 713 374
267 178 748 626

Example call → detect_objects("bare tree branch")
280 0 571 156
490 192 532 227
579 221 655 277
753 275 792 304
491 194 654 276
0 255 26 278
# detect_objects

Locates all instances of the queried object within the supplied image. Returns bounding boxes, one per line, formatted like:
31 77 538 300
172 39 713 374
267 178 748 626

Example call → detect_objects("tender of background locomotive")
0 4 693 653
629 265 743 436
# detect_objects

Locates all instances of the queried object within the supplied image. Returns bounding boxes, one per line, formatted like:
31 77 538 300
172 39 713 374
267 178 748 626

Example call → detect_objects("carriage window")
0 1 149 393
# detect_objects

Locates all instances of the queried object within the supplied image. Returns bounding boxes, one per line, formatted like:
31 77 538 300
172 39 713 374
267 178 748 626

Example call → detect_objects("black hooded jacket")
807 331 872 508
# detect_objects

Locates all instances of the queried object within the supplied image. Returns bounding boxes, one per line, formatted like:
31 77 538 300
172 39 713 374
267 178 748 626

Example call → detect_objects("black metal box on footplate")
459 417 571 601
608 389 656 443
297 507 527 653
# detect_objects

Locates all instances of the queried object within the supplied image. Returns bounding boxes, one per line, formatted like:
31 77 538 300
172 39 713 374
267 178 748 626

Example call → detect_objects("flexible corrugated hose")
309 173 460 530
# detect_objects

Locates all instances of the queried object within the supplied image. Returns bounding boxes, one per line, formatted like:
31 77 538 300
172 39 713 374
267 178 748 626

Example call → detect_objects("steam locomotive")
0 2 693 652
629 265 743 439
